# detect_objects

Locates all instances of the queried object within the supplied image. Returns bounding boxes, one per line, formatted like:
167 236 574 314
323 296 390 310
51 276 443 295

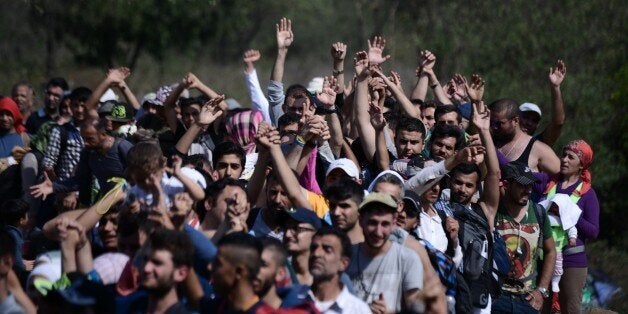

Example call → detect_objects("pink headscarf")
545 139 594 196
225 110 263 154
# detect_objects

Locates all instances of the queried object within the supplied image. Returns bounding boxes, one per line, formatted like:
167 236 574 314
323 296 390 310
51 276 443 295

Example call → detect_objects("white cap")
141 92 157 105
100 89 119 103
519 102 542 117
307 77 324 94
326 158 359 179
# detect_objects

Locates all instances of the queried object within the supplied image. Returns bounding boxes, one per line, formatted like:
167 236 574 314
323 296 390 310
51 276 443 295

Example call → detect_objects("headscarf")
545 139 594 197
225 110 263 154
0 97 26 133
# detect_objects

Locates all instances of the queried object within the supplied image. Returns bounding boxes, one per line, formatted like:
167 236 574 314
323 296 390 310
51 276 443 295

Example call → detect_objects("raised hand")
107 67 130 85
255 122 281 149
330 42 347 61
30 172 53 200
369 102 387 131
243 49 261 64
182 72 202 89
370 293 387 314
316 76 338 107
197 95 225 126
452 74 469 102
276 17 294 50
456 140 486 164
549 59 567 87
420 50 436 73
299 115 328 142
471 100 491 131
465 74 485 102
367 36 391 65
354 51 370 79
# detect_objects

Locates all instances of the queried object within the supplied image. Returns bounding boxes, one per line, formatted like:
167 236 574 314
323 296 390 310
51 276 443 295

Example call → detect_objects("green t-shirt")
495 202 552 294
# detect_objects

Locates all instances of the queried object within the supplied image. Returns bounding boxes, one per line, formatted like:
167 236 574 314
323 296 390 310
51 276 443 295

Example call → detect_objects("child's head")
126 141 166 190
0 199 29 227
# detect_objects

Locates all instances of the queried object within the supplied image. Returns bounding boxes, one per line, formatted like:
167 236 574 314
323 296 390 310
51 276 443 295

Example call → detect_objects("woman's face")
560 149 582 177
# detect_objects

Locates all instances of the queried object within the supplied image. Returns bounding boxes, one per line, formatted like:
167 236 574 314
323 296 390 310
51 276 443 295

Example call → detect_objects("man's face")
212 247 237 296
284 90 315 117
490 110 518 143
266 180 292 212
396 205 419 231
257 248 282 296
329 197 360 232
98 212 119 251
395 130 424 159
70 100 86 122
430 136 457 162
207 185 248 225
309 235 348 281
215 154 243 180
0 111 14 132
12 85 33 113
283 220 316 255
437 112 459 127
44 86 63 110
182 104 201 129
80 126 103 150
421 107 436 130
504 181 532 206
421 183 441 205
359 210 395 250
450 172 479 205
140 249 181 293
519 111 541 135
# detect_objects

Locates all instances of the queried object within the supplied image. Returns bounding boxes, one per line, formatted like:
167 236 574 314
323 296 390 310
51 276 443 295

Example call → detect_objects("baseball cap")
402 190 422 216
141 93 157 106
99 88 118 103
359 192 398 213
326 158 359 179
281 207 323 230
519 102 542 117
106 102 135 122
98 100 117 116
501 161 539 186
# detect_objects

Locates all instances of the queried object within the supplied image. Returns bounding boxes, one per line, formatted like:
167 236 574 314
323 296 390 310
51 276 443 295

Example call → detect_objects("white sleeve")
244 69 272 124
567 226 578 239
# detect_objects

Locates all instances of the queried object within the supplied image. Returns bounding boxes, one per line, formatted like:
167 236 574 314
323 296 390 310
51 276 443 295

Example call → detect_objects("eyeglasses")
285 225 316 234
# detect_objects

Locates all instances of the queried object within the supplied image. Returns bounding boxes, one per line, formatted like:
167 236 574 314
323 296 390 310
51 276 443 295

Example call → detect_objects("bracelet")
430 82 439 89
333 69 344 75
295 135 306 147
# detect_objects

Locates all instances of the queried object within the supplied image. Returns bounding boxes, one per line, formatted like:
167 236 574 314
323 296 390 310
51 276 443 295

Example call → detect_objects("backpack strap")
531 202 545 258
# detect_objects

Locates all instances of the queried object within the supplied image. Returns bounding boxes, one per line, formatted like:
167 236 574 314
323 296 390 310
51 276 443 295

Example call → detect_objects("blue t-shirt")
0 132 23 158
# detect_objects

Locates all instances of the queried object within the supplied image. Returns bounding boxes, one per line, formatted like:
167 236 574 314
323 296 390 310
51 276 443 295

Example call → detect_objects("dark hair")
431 124 464 151
261 238 288 267
203 177 247 207
383 96 397 111
46 77 69 91
420 100 440 110
212 141 245 170
450 163 482 187
126 141 165 173
117 211 156 238
69 87 92 103
395 116 426 139
218 232 263 282
313 227 352 260
434 104 462 124
488 98 519 119
0 199 29 226
324 178 364 206
0 229 16 259
278 112 300 130
148 229 194 267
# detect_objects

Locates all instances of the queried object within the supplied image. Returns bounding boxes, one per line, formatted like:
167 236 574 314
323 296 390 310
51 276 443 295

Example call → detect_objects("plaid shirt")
42 123 84 181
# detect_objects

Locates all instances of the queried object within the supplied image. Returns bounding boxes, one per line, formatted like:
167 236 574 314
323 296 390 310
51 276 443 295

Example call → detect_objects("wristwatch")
537 287 549 298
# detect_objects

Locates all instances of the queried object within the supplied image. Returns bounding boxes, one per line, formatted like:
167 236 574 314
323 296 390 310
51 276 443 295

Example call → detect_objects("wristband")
333 69 344 75
295 135 307 147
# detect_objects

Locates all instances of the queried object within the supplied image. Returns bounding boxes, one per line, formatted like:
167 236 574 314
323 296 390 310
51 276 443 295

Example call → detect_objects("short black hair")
431 124 464 151
218 232 263 282
489 98 519 119
278 112 300 130
212 141 245 170
313 227 352 260
46 77 69 91
450 163 482 187
147 229 194 267
421 100 441 110
69 87 92 103
203 177 247 207
260 237 288 267
395 116 426 139
434 104 462 124
0 199 29 226
0 229 16 259
324 178 364 206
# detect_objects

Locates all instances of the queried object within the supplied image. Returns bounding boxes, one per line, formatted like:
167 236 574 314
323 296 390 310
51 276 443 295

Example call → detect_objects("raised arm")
317 76 344 156
542 60 567 146
367 36 391 66
375 69 420 118
174 95 224 155
369 99 390 171
117 80 141 110
270 17 293 83
84 68 130 119
353 51 377 163
410 64 429 102
243 49 272 123
473 100 500 228
331 42 348 94
420 51 453 105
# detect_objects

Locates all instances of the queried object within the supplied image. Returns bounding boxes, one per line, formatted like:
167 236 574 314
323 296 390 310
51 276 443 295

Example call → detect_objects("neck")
45 106 57 116
360 240 391 257
262 286 282 309
229 283 259 311
503 200 528 221
346 224 364 244
562 172 581 186
421 202 435 216
147 287 178 314
312 276 343 302
201 215 221 234
292 252 312 284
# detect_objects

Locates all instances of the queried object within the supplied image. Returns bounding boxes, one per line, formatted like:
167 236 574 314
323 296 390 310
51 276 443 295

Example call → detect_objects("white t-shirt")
309 285 371 314
127 167 206 210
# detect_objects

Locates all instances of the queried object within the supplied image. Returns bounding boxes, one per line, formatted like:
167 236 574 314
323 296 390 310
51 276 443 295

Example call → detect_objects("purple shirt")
533 173 600 268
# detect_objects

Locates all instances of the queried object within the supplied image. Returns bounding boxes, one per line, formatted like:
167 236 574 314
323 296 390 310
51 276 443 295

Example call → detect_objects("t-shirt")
346 242 423 312
308 285 371 314
495 202 552 294
0 132 23 158
306 190 329 219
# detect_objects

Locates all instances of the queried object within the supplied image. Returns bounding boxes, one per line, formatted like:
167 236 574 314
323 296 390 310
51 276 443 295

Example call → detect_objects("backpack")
452 203 495 309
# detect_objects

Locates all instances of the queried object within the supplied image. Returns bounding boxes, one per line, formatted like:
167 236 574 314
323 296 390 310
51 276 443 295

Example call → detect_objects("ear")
211 170 220 182
275 265 287 284
173 265 190 283
338 256 350 273
235 264 248 281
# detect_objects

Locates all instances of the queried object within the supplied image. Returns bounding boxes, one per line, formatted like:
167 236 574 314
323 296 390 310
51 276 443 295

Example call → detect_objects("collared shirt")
417 210 449 253
309 285 371 314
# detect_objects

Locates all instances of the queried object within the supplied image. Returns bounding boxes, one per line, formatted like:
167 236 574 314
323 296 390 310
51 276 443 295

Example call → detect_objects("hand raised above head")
549 59 567 87
368 36 391 65
243 49 261 64
276 17 294 50
331 42 347 61
353 51 370 79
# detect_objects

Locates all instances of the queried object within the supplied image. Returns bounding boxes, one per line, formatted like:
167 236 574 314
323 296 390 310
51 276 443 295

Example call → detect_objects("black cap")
281 207 323 230
501 161 539 186
105 102 135 122
403 189 422 216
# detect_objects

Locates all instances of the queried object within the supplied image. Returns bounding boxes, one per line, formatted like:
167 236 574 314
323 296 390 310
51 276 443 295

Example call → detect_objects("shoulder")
532 139 557 156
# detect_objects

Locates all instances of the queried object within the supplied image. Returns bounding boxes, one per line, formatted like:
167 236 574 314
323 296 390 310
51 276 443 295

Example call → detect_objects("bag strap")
531 202 545 258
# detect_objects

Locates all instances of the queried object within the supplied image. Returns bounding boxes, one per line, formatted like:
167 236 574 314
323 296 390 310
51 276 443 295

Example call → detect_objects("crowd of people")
0 17 600 314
